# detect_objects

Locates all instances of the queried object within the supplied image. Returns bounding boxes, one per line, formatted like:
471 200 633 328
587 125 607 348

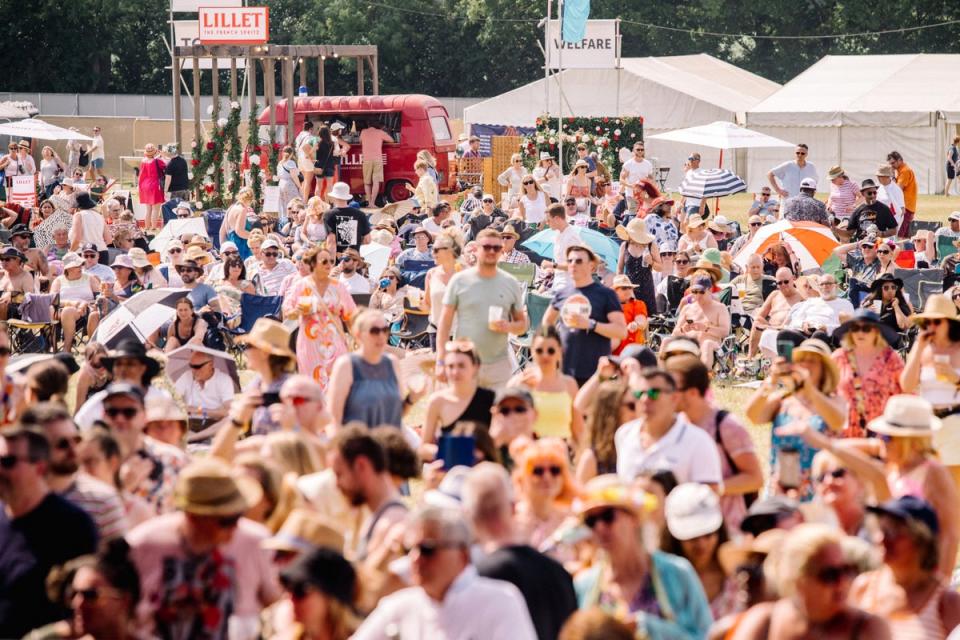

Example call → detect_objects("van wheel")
384 180 412 204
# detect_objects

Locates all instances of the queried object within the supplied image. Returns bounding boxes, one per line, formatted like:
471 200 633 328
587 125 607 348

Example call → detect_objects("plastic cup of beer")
488 305 504 331
738 286 747 299
298 295 313 314
935 354 951 382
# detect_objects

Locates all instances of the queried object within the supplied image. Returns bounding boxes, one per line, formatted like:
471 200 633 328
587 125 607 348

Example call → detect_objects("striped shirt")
828 179 860 218
61 473 129 541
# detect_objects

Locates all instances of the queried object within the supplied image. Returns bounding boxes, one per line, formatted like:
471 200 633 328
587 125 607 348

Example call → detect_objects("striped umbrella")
93 288 189 348
678 168 746 199
732 220 839 272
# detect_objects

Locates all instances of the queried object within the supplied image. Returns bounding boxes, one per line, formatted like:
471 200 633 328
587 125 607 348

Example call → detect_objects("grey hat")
494 386 534 407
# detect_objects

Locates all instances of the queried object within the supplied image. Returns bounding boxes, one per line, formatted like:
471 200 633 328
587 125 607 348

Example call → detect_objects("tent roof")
464 54 779 127
747 54 960 126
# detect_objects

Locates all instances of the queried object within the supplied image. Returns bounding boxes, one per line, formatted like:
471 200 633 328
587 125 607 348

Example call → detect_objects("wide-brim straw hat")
611 274 639 289
686 214 707 229
867 394 941 438
708 216 732 234
61 252 83 271
875 164 895 178
912 294 960 325
718 529 786 576
792 338 839 395
185 245 212 265
574 474 657 521
691 258 722 283
262 508 345 553
828 165 845 180
174 458 263 516
615 218 654 245
237 318 295 358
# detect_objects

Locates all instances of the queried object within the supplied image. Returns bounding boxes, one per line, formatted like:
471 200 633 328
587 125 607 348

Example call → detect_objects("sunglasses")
165 248 182 254
104 406 140 419
316 258 333 266
83 253 99 259
952 293 960 300
860 244 875 250
531 465 562 477
68 587 117 602
660 252 676 258
585 507 618 529
849 323 876 333
368 325 390 336
813 563 855 585
877 249 892 255
221 250 238 256
816 468 848 483
565 201 576 206
0 454 32 469
479 244 503 252
675 259 690 265
497 405 529 416
411 540 460 558
54 435 82 450
862 190 878 197
881 283 898 290
920 318 945 329
534 346 557 356
482 199 494 203
632 388 670 401
522 180 535 185
795 151 807 156
777 280 793 286
750 222 763 228
263 252 279 258
189 361 213 369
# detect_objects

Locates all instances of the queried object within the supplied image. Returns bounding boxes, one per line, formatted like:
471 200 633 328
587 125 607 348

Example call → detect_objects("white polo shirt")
615 415 723 485
174 369 234 412
352 565 537 640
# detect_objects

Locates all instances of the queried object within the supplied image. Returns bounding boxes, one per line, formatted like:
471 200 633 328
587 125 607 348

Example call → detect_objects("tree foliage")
2 0 959 95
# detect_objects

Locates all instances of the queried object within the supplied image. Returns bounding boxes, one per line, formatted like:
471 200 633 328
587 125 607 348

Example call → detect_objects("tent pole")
544 0 550 117
557 0 563 174
716 148 723 214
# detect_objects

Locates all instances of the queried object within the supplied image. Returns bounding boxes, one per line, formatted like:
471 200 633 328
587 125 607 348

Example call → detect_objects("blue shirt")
186 283 217 309
551 281 621 380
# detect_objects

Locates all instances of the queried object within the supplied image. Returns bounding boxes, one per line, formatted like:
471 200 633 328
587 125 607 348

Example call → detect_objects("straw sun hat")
174 457 263 516
237 318 295 358
615 218 654 245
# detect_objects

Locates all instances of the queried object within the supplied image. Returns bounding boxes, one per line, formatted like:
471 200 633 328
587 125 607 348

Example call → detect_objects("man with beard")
328 425 407 562
21 402 127 540
0 426 98 637
174 258 217 311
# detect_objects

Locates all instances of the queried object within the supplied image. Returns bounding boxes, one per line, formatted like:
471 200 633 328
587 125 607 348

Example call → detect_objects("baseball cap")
80 243 99 254
494 386 534 407
665 483 724 540
949 211 960 222
219 241 239 253
103 382 145 405
261 238 281 251
799 177 817 190
740 495 800 536
867 495 939 536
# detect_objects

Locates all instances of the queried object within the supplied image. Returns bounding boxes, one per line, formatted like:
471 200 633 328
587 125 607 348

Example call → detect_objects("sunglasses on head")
633 388 670 401
531 464 562 477
367 325 390 336
816 468 848 483
585 507 618 529
104 406 140 419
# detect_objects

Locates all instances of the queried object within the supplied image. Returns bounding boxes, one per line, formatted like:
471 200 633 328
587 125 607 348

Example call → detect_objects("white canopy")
745 54 960 194
0 102 31 121
648 121 795 151
0 118 94 141
464 55 780 189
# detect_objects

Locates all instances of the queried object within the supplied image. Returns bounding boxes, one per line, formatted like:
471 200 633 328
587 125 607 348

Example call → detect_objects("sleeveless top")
56 273 93 303
355 498 408 561
342 354 403 428
531 390 573 439
522 191 548 224
427 268 453 327
624 247 657 315
441 386 495 434
857 570 947 640
569 183 590 198
174 316 198 344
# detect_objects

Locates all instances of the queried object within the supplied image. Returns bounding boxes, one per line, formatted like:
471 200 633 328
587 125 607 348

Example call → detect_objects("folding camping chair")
510 291 552 368
894 268 942 315
221 293 283 366
395 299 432 350
8 293 60 354
497 262 537 290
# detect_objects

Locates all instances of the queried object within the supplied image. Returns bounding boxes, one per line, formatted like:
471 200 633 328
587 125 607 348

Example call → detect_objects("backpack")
714 409 758 508
78 147 89 168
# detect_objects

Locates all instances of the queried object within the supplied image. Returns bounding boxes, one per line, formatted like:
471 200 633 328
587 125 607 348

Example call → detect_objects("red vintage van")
259 94 455 203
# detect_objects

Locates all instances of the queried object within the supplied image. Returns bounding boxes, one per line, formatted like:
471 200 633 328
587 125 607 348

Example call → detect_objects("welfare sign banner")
198 6 269 44
546 19 619 69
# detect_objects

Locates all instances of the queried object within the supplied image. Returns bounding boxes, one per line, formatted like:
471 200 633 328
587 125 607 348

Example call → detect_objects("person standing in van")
298 122 317 201
359 121 393 207
330 122 351 184
314 126 337 200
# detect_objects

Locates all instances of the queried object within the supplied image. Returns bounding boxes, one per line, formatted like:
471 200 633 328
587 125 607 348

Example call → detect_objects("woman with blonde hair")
262 431 321 477
575 380 633 484
297 196 328 248
223 186 257 260
138 143 166 232
731 523 890 640
497 153 527 209
512 437 579 550
39 145 65 197
417 148 439 184
518 173 548 225
297 129 317 200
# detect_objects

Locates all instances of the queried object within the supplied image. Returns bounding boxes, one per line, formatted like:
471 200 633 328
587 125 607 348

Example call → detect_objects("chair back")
526 292 552 331
237 293 283 334
205 209 225 250
894 268 943 312
19 293 57 323
398 259 435 290
937 235 958 262
498 262 536 288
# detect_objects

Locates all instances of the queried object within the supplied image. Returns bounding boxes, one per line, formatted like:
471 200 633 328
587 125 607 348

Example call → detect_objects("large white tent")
464 54 780 189
745 54 960 195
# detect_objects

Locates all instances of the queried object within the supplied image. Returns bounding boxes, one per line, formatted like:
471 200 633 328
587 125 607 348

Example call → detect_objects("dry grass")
713 383 771 473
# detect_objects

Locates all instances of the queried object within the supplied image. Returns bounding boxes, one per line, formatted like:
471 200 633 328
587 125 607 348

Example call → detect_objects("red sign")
198 6 269 44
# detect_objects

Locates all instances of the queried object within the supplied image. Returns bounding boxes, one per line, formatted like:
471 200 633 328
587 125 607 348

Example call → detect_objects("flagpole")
557 0 564 175
544 0 551 116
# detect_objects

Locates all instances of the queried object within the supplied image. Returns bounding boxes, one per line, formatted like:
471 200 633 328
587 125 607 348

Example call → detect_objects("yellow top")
531 389 573 439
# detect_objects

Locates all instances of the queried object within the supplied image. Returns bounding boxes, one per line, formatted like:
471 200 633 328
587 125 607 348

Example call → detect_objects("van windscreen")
429 115 452 142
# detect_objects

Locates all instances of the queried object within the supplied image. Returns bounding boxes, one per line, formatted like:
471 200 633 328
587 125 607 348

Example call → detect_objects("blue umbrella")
522 227 619 271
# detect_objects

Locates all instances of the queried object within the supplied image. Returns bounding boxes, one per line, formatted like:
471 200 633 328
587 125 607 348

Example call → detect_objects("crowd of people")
3 127 960 640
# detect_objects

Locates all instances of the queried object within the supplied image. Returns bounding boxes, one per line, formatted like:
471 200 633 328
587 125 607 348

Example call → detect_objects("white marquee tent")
464 54 780 189
745 54 960 195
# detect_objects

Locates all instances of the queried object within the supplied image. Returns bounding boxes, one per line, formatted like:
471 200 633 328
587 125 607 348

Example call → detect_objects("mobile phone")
437 434 475 471
261 391 281 406
777 340 794 362
778 447 802 489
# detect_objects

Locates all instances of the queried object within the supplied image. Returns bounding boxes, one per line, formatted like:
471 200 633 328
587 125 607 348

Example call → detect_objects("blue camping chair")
205 209 225 250
221 293 283 365
399 258 436 290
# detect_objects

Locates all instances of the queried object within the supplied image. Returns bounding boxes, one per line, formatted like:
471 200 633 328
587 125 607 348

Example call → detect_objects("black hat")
75 192 97 210
869 272 903 294
0 247 26 263
9 224 32 238
103 382 146 406
102 339 161 382
832 308 899 347
740 496 799 537
280 547 357 608
867 495 939 536
80 243 99 254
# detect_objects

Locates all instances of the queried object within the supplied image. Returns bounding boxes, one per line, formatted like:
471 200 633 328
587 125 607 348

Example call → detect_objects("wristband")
588 319 597 332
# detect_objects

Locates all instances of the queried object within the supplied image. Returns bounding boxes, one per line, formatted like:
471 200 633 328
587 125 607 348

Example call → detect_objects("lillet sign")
198 6 269 44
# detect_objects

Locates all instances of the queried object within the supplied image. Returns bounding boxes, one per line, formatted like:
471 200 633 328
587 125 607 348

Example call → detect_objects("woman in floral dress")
282 244 356 391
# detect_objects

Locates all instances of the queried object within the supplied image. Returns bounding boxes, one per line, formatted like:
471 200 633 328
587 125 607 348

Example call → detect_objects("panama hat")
828 166 845 180
611 274 638 289
691 258 722 283
237 318 295 358
174 457 262 516
686 214 707 229
615 218 654 245
262 508 345 553
912 294 960 325
868 395 940 438
326 181 352 202
791 339 839 395
875 164 895 178
574 474 657 521
185 245 212 265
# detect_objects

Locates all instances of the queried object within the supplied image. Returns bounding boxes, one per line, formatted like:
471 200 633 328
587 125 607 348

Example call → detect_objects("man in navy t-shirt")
543 245 627 386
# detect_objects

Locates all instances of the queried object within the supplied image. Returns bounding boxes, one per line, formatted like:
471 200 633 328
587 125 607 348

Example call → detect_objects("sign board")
262 186 280 213
546 19 619 69
172 20 246 69
171 0 240 13
198 6 269 44
8 175 36 208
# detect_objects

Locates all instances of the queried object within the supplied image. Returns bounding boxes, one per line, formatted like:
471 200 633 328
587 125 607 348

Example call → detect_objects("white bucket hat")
326 182 352 202
868 395 940 438
664 483 723 541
